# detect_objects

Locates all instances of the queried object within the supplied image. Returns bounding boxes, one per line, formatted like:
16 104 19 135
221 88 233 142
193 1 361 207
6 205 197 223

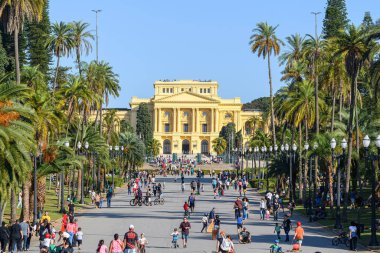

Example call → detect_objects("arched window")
201 140 209 154
163 140 171 154
182 139 190 154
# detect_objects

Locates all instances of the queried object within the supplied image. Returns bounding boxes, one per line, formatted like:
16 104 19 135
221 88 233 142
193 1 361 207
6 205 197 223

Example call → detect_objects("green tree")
242 97 270 112
249 22 284 147
147 138 162 157
25 0 51 76
212 137 227 155
71 21 93 76
362 12 374 31
322 0 349 39
0 0 45 85
219 122 236 152
46 21 74 91
136 103 152 147
333 24 375 218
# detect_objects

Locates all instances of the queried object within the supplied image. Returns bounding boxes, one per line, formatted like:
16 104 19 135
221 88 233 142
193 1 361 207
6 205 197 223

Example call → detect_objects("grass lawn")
3 186 93 224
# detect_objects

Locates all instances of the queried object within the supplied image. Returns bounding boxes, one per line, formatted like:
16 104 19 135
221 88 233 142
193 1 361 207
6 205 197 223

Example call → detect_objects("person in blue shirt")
236 214 243 235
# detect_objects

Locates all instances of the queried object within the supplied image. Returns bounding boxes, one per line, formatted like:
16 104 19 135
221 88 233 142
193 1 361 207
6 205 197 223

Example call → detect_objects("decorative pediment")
153 91 220 103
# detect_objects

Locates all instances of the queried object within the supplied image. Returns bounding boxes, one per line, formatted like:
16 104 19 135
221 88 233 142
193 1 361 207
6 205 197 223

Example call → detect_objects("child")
76 227 83 250
265 209 270 220
138 233 148 253
49 239 57 253
270 239 283 253
274 223 281 240
170 228 179 248
96 240 107 253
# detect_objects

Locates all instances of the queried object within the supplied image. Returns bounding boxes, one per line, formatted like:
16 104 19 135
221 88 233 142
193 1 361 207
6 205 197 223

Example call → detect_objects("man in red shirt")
179 218 191 248
124 225 139 253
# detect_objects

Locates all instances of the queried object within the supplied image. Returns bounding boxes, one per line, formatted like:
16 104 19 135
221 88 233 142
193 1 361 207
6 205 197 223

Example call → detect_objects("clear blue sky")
50 0 380 108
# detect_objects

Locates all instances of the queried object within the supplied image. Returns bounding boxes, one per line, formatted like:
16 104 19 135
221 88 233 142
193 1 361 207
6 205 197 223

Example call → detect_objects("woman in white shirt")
260 198 266 220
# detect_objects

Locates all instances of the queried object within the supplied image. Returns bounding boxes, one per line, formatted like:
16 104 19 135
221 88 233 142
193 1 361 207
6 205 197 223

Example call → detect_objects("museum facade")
115 80 262 155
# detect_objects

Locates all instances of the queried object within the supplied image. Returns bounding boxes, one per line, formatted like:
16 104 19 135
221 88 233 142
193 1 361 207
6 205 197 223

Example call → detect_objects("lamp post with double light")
363 135 380 247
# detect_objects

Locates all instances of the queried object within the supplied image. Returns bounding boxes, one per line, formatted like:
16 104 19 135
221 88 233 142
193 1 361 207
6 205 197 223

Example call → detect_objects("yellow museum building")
109 80 263 155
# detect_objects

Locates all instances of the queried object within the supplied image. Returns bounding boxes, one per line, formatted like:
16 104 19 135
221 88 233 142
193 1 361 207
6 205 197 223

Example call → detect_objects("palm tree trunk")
0 199 6 225
267 54 276 147
339 79 343 122
11 189 17 222
99 104 103 136
53 54 61 91
76 169 82 201
304 117 309 205
22 179 31 222
328 159 334 212
37 177 46 213
14 29 20 85
76 47 82 76
298 124 303 202
345 70 359 222
331 80 336 132
355 103 359 155
314 62 320 202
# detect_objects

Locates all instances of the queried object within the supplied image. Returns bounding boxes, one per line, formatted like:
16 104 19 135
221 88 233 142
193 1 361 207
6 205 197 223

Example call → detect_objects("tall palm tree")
333 24 374 218
0 0 45 85
85 61 120 135
279 33 305 69
71 21 94 76
246 115 261 136
103 109 120 145
250 22 284 148
45 21 74 91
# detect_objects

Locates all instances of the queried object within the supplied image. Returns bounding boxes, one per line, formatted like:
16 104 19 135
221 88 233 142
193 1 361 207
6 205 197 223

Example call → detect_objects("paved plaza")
32 176 370 253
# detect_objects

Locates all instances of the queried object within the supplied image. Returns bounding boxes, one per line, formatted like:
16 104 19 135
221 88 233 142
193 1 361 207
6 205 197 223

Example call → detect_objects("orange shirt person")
293 221 304 248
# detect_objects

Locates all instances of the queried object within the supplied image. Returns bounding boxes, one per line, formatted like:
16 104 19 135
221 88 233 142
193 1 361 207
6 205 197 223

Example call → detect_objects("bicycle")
332 232 350 247
154 196 165 205
130 198 142 206
143 196 152 206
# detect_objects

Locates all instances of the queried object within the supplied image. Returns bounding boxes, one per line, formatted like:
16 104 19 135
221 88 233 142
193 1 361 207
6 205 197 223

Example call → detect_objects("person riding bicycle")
183 202 190 217
145 188 152 205
135 187 143 203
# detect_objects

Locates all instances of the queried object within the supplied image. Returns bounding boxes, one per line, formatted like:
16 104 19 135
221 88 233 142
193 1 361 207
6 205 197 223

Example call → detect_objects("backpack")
220 238 231 251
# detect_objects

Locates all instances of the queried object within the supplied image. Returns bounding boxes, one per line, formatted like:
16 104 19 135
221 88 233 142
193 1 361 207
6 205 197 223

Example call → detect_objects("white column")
210 109 214 133
157 108 161 132
192 108 195 132
215 109 219 133
177 108 181 133
173 108 177 132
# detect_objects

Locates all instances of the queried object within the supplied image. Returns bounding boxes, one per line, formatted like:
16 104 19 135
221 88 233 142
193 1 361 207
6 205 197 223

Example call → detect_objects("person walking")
293 221 304 249
96 240 107 253
234 197 243 220
274 223 281 240
179 217 191 248
282 215 292 242
349 221 358 251
216 231 231 253
260 198 266 220
106 189 112 208
0 221 9 253
188 193 196 213
108 233 124 253
201 213 208 233
123 225 139 253
242 197 249 221
19 219 29 251
138 233 148 253
273 198 280 221
10 220 22 252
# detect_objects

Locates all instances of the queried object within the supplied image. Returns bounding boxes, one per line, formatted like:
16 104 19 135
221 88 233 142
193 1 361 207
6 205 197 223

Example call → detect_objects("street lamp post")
364 135 380 247
308 143 318 222
330 138 341 229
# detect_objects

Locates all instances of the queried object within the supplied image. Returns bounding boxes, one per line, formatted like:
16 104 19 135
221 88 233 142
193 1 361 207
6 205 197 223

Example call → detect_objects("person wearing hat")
270 239 282 253
293 221 304 248
123 225 139 253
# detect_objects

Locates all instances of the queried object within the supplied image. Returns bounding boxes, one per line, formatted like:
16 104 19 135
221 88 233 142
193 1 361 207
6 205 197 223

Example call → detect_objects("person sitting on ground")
239 227 251 244
270 239 282 253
